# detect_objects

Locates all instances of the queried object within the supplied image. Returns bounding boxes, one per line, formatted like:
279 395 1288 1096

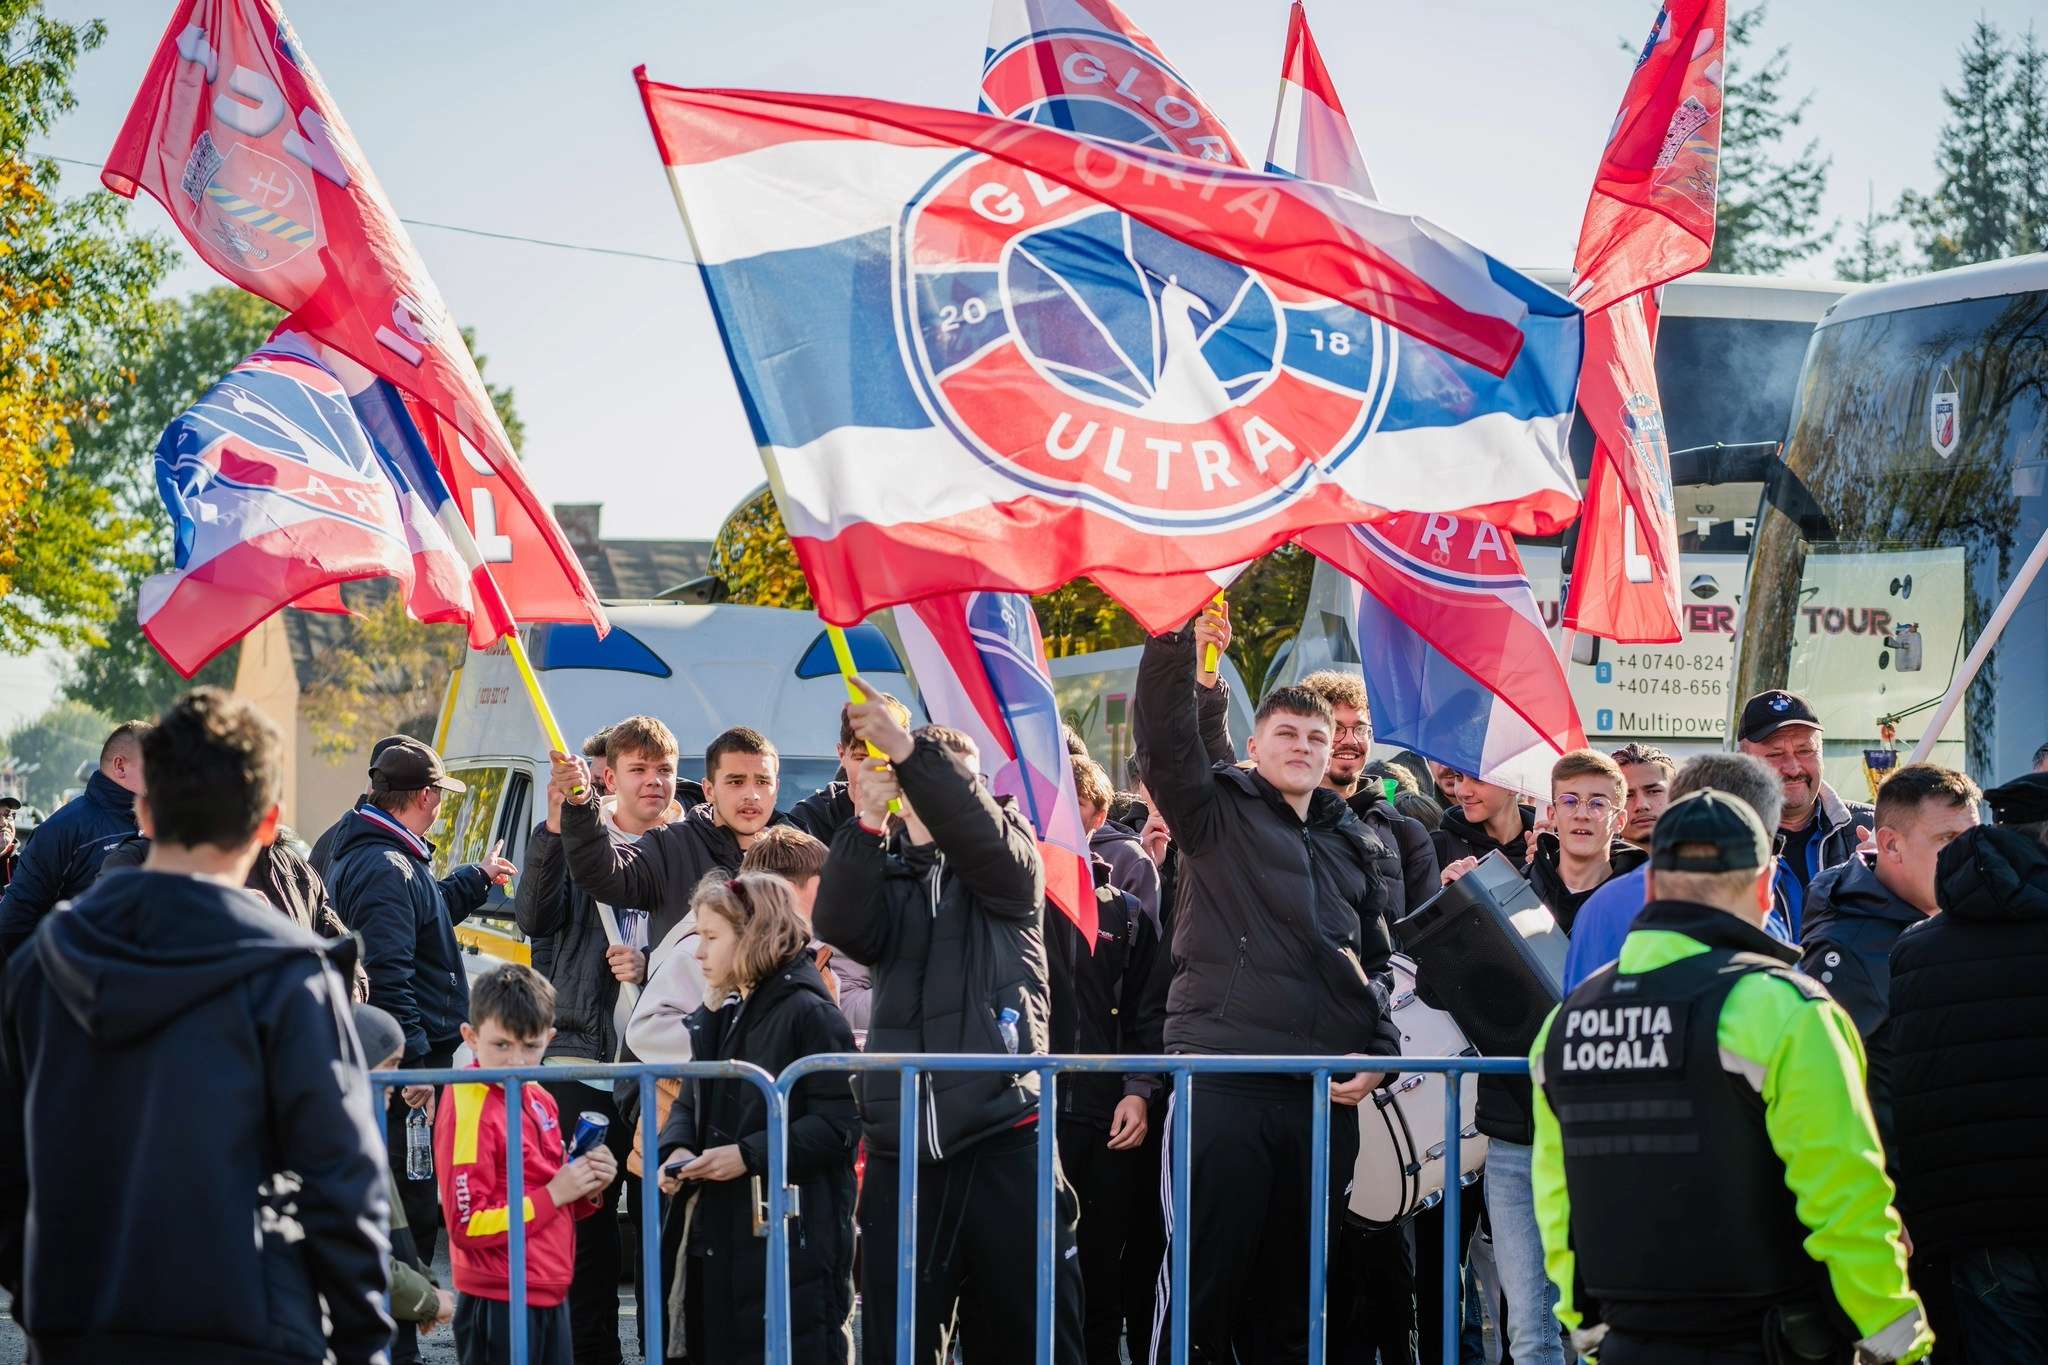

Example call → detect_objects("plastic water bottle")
996 1007 1021 1055
405 1106 433 1181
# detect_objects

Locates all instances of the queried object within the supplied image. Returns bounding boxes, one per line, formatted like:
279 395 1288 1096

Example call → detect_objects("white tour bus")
1732 253 2048 797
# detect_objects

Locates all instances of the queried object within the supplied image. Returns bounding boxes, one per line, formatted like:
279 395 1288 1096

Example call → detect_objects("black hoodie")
1430 801 1535 873
1888 826 2048 1256
0 870 391 1364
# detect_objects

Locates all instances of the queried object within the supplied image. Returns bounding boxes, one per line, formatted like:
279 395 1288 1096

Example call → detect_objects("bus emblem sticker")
1930 368 1960 459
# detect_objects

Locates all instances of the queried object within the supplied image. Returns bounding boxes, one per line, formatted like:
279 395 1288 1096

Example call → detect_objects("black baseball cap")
1650 790 1773 872
0 796 19 811
1738 689 1822 745
1986 772 2048 827
368 737 465 794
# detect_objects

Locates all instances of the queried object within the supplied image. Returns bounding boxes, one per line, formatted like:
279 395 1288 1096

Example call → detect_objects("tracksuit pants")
453 1293 573 1365
541 1077 632 1365
1151 1077 1360 1365
1058 1116 1143 1365
857 1122 1086 1365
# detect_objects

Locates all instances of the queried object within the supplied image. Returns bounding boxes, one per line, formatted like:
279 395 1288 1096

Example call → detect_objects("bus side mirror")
1883 623 1923 672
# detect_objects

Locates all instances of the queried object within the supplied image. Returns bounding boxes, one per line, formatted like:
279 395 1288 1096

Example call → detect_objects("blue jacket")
0 773 138 961
0 869 391 1364
1562 862 1798 991
326 804 489 1060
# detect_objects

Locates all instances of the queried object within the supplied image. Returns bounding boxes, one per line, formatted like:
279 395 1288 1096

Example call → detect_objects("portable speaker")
1393 851 1566 1057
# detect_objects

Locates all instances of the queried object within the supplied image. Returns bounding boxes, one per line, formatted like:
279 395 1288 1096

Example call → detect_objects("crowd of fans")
0 600 2043 1365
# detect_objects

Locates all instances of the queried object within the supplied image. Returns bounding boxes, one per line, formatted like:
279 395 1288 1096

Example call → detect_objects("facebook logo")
1596 708 1614 730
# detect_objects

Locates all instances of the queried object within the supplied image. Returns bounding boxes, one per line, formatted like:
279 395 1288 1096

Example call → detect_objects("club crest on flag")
1618 390 1674 516
1930 368 1960 458
900 155 1396 532
180 134 321 273
980 21 1238 164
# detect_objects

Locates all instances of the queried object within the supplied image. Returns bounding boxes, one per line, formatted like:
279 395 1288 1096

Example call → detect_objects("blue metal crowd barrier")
372 1053 1529 1365
369 1060 786 1365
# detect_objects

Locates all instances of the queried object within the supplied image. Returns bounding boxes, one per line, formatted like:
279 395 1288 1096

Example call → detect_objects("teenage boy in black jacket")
812 684 1084 1365
1135 603 1399 1365
0 689 390 1365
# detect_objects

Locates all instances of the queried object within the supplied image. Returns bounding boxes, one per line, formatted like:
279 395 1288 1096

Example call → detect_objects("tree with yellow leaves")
0 5 170 653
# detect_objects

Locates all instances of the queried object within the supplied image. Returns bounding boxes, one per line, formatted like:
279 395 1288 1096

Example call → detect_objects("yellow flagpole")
826 624 900 815
1203 591 1226 676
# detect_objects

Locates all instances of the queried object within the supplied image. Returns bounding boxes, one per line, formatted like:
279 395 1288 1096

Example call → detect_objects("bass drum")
1348 954 1488 1229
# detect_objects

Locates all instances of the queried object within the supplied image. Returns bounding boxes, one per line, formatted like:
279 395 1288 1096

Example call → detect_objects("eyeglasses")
1333 722 1371 740
1554 794 1615 815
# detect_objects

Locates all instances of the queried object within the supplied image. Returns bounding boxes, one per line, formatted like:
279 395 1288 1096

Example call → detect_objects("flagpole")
826 625 901 815
1906 520 2048 764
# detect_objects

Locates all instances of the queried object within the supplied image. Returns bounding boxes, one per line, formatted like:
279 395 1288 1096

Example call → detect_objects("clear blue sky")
42 0 2039 545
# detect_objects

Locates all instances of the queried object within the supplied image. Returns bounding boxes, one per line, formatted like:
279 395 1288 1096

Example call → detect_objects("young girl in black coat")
658 872 858 1364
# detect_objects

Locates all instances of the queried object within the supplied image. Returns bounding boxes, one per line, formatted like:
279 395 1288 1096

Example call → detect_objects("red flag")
1564 1 1722 644
1570 0 1723 313
102 0 605 633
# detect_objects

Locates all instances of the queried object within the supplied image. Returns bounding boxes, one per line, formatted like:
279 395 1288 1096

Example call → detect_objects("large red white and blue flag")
1297 520 1585 796
1265 3 1585 791
104 0 604 635
141 330 517 676
1563 0 1723 644
980 0 1247 167
979 0 1256 610
638 76 1580 632
894 592 1096 940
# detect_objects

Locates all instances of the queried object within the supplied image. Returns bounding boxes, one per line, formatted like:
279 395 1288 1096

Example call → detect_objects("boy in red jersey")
436 964 618 1364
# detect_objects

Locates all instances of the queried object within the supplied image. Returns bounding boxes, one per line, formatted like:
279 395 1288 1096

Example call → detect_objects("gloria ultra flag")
637 77 1581 632
1268 0 1584 793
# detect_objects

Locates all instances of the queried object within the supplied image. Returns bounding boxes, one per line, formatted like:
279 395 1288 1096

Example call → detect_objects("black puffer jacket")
561 800 789 963
326 805 490 1060
1347 790 1440 923
658 953 856 1365
812 737 1048 1160
1048 860 1164 1127
1888 825 2048 1256
787 781 855 843
0 871 391 1364
516 819 625 1063
1800 853 1924 1162
1135 629 1396 1062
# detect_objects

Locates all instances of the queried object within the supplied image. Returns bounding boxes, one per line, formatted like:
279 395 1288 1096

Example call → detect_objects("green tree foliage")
0 4 172 653
711 486 814 610
1709 4 1834 274
1901 21 2017 268
1033 580 1143 658
2008 28 2048 254
1219 545 1317 696
300 589 465 758
1 699 115 810
1836 184 1907 283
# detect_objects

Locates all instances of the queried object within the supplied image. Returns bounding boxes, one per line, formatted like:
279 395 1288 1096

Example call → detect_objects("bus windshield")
1733 277 2048 794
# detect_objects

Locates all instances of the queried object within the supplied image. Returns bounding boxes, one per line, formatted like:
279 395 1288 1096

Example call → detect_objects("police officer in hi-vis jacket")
1529 792 1931 1365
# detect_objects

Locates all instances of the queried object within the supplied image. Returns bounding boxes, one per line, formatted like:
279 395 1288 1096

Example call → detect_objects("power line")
34 151 694 266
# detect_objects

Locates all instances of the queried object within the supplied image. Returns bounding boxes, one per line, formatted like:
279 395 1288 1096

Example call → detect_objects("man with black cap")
1736 688 1873 939
1887 771 2048 1363
1530 791 1930 1365
327 735 517 1262
311 733 415 876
